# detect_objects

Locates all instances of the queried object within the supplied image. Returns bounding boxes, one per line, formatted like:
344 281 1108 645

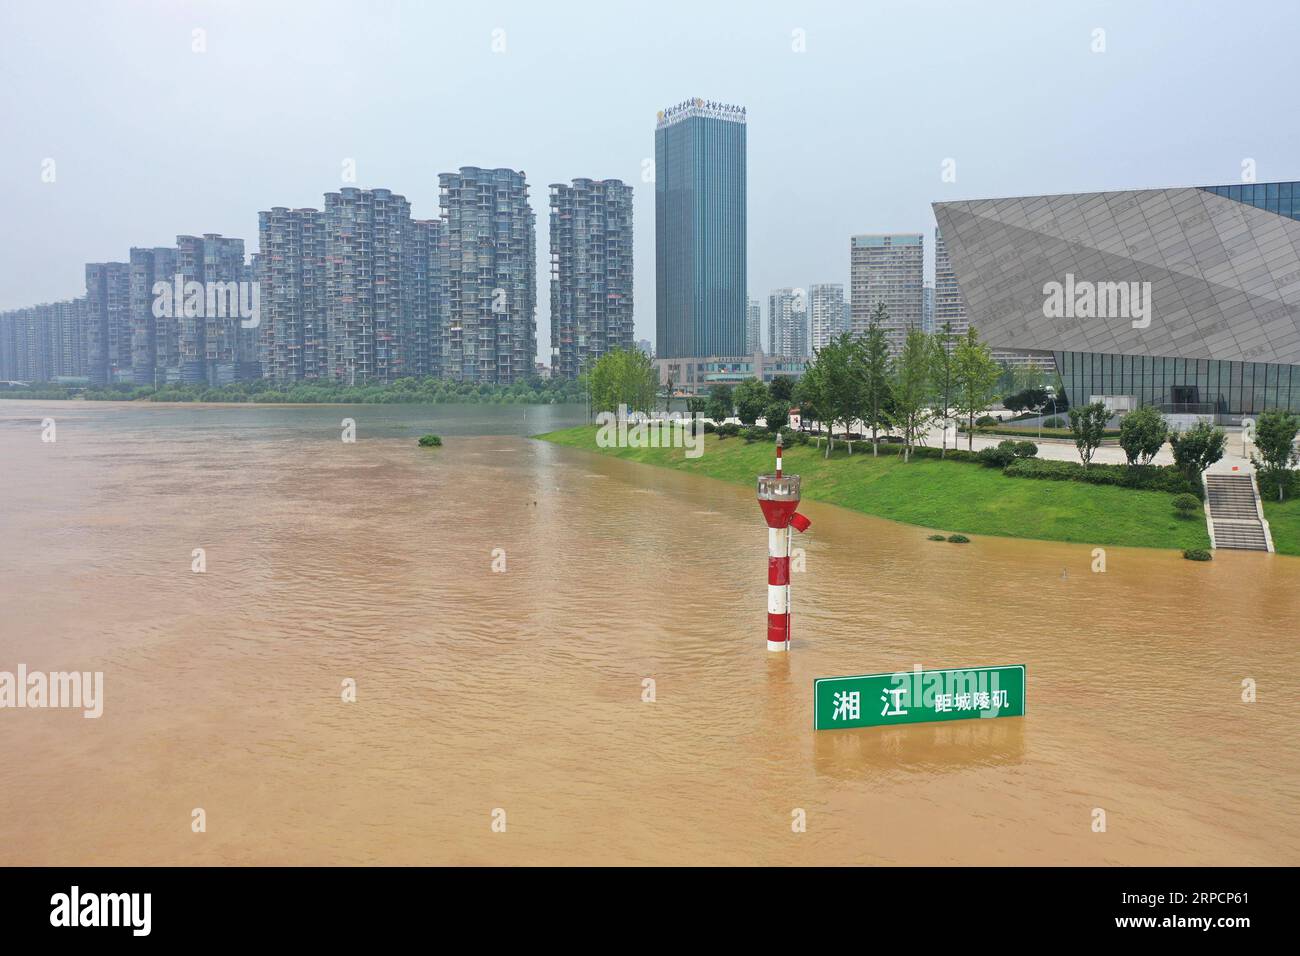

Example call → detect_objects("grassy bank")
537 425 1212 551
1263 499 1300 556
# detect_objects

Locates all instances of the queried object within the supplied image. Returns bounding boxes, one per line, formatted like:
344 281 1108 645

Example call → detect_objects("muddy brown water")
1 401 1296 864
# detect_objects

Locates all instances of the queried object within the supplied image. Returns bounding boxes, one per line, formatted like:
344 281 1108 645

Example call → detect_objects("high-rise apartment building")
933 229 969 343
439 167 536 384
549 178 634 380
401 217 445 380
849 233 924 356
127 246 181 385
655 98 747 358
85 261 131 384
809 283 846 352
768 288 808 357
169 233 251 385
922 283 935 335
745 296 761 354
322 188 411 385
259 208 326 383
0 298 89 382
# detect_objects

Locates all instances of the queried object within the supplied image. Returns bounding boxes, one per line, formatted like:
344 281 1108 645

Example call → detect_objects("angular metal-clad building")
934 183 1300 418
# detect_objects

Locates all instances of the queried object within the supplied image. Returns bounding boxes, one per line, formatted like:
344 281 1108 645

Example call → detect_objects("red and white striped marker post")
757 435 811 652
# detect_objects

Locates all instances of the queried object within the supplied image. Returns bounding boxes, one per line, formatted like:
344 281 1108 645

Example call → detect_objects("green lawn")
537 426 1213 552
1263 497 1300 556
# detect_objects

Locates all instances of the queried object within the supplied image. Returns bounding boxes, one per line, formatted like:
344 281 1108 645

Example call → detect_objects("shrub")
1183 548 1212 561
417 434 442 447
905 445 981 463
976 446 1016 468
702 420 717 433
777 425 800 446
742 426 769 442
947 534 970 543
1256 468 1300 502
1042 416 1066 428
975 415 998 427
1003 457 1199 494
717 422 740 439
997 439 1037 459
927 534 947 541
1172 493 1201 517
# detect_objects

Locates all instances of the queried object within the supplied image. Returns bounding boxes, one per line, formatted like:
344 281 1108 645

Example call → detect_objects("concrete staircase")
1204 472 1273 552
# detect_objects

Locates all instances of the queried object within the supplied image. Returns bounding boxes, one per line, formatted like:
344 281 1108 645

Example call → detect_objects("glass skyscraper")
654 98 747 358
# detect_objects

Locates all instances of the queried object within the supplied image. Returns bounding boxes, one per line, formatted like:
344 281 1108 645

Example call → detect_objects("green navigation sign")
813 665 1026 731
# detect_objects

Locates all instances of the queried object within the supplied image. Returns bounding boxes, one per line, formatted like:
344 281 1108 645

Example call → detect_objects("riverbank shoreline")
537 424 1221 553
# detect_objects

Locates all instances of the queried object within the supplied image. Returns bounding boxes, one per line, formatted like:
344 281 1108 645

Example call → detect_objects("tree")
733 378 769 426
1002 386 1049 414
794 352 832 455
763 399 791 434
892 328 933 462
587 348 657 415
929 322 959 457
1117 404 1168 466
659 371 676 413
1068 401 1110 469
768 375 795 403
1169 420 1227 484
798 333 861 457
861 306 892 456
705 383 734 423
953 329 1003 451
1251 410 1300 500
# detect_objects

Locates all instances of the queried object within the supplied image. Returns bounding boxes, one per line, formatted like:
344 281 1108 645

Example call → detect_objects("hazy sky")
3 0 1299 358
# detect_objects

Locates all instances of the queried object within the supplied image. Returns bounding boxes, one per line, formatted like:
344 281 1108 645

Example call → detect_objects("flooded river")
0 400 1297 865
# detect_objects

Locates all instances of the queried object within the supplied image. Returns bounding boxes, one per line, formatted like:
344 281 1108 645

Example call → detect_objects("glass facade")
1055 350 1300 418
1200 181 1299 221
655 101 747 358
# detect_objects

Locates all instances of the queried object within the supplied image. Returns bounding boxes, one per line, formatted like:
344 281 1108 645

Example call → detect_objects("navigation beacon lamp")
757 435 810 651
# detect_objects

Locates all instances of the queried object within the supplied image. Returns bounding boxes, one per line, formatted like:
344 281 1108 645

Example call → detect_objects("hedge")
1003 457 1199 495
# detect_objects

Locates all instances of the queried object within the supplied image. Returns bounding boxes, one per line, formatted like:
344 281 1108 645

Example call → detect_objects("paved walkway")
762 416 1254 471
925 423 1255 470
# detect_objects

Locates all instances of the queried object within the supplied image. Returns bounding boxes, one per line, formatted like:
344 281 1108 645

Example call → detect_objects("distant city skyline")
4 2 1300 363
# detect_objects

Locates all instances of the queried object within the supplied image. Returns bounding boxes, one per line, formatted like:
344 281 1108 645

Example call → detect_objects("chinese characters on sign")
814 665 1026 730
